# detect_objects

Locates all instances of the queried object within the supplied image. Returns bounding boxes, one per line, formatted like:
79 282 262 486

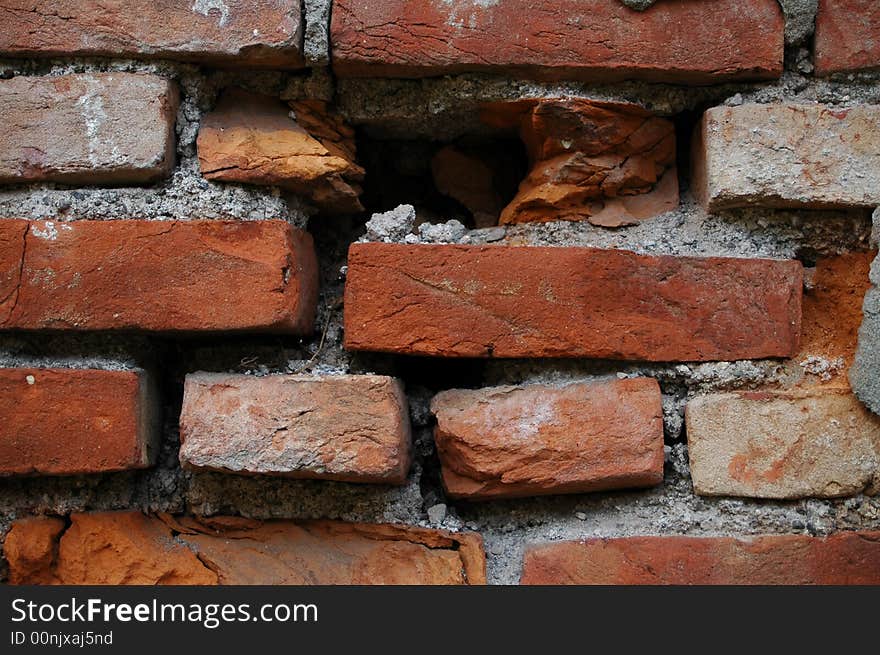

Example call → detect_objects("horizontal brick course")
6 512 486 585
815 0 880 75
331 0 783 83
180 373 412 483
693 103 880 210
686 389 880 499
0 73 177 185
431 378 664 500
0 0 305 67
521 532 880 584
0 368 159 476
343 243 802 361
0 219 317 334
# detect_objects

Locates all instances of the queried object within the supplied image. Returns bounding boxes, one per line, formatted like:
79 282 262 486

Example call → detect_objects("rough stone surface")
331 0 784 84
0 368 159 477
303 0 333 65
693 103 880 210
363 205 416 242
815 0 880 75
6 512 485 585
0 1 305 67
180 373 412 484
779 0 819 47
344 243 803 361
686 389 880 499
198 90 364 214
520 532 880 584
431 378 664 500
0 73 177 185
482 99 677 226
0 219 318 334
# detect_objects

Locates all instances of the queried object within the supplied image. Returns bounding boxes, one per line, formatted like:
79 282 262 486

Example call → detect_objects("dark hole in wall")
355 131 529 229
672 107 703 193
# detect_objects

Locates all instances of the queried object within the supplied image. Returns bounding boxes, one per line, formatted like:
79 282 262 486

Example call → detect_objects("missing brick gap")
356 131 527 231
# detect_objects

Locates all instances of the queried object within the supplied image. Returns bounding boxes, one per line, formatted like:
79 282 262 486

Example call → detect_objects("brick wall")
0 0 879 585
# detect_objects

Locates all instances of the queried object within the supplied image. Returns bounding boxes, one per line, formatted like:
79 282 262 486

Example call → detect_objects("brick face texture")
0 1 305 67
431 379 664 500
815 0 880 75
180 373 412 483
5 512 486 585
0 368 159 476
0 219 318 333
693 103 880 210
344 243 803 361
520 533 880 585
0 73 178 185
686 389 880 499
331 0 784 83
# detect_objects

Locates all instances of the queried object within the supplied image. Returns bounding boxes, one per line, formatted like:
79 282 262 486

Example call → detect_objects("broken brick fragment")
5 512 486 585
481 99 677 226
198 89 364 214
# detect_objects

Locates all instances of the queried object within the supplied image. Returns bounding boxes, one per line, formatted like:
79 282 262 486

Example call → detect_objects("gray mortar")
2 7 880 584
337 68 880 142
850 208 880 414
303 0 333 66
779 0 819 47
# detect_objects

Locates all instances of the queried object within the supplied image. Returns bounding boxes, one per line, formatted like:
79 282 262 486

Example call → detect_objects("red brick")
0 1 304 67
0 368 159 476
6 512 486 585
331 0 783 83
521 532 880 584
180 373 412 483
343 243 803 361
0 219 317 334
815 0 880 75
431 378 664 500
0 73 177 185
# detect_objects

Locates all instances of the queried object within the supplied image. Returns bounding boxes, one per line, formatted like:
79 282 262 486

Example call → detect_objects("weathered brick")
431 378 663 500
0 368 159 476
815 0 880 75
0 1 304 67
0 219 317 334
198 90 364 214
521 532 880 584
343 243 803 361
180 373 412 483
798 251 875 377
693 103 880 210
6 512 486 585
481 99 678 227
0 73 177 185
686 389 880 499
331 0 783 83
